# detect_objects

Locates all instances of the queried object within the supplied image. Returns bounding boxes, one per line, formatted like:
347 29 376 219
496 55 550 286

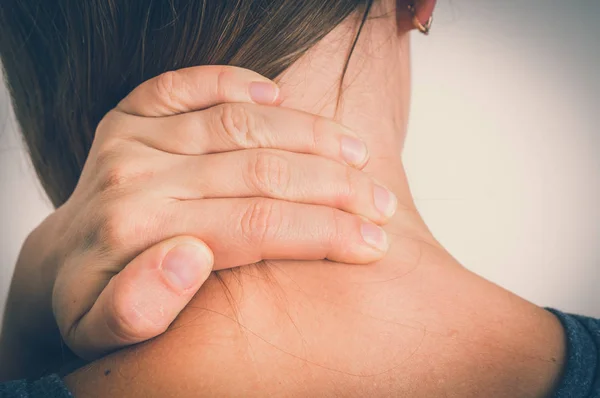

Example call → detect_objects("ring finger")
163 149 398 224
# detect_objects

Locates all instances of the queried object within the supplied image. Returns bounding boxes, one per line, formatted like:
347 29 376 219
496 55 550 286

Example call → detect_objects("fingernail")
373 184 398 218
360 223 389 252
161 243 212 291
341 136 368 167
249 81 280 104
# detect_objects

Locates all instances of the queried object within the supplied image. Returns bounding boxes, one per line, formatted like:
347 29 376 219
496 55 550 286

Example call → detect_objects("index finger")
116 65 281 117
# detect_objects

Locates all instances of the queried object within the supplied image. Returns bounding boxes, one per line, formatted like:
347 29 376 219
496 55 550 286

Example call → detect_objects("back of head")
0 0 372 207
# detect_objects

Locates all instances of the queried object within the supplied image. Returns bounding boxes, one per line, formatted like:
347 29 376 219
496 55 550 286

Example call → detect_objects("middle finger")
127 103 370 168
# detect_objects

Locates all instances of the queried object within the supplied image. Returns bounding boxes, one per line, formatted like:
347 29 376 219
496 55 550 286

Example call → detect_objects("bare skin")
65 2 566 396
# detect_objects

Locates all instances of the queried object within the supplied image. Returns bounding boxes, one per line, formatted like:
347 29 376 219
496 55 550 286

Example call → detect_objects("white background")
1 0 599 323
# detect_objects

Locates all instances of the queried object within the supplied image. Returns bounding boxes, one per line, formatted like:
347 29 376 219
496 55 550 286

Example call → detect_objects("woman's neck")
276 5 436 248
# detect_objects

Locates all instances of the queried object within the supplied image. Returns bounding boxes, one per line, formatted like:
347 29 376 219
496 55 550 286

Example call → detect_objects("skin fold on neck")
64 3 566 397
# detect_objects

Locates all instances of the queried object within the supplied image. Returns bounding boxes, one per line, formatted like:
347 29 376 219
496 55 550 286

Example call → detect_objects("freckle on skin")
104 369 111 376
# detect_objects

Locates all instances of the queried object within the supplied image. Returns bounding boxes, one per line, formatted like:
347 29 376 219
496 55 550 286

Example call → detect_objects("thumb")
70 236 214 360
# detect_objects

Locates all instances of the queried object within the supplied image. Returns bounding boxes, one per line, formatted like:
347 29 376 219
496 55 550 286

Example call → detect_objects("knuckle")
175 113 203 146
336 164 358 208
327 207 348 250
155 70 184 111
94 138 132 190
216 103 262 148
98 159 137 191
80 214 104 252
215 68 230 100
93 113 142 174
96 152 152 193
93 196 162 255
93 131 124 171
94 140 120 175
109 282 166 342
98 202 138 250
239 199 283 244
95 111 132 141
310 115 328 151
247 151 291 196
95 111 117 141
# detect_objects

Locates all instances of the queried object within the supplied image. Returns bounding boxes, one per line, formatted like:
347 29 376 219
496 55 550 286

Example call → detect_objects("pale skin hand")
63 0 567 393
0 65 400 379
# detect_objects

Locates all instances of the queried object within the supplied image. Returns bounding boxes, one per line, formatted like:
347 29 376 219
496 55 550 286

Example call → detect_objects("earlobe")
396 0 437 35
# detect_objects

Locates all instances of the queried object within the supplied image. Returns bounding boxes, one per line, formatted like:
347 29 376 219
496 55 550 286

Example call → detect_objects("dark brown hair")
0 0 375 208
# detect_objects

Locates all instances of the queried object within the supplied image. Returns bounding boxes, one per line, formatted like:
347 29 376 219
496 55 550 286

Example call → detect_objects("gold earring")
408 1 433 35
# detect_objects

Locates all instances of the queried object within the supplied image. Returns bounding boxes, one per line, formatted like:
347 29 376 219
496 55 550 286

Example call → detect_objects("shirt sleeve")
546 308 600 398
0 374 73 398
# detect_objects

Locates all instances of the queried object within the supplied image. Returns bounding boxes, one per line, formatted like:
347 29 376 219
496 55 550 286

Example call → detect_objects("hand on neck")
275 1 437 249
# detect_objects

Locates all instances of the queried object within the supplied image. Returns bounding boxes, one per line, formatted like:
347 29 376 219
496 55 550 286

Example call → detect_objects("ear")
395 0 437 34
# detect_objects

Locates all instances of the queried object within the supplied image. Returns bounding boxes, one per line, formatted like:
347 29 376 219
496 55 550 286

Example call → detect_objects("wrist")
0 207 70 379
